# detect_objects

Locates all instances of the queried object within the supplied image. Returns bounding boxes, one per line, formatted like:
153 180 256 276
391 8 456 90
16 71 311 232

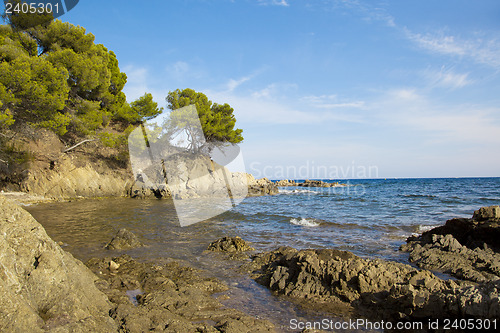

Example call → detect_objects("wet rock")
105 228 144 250
207 236 255 253
0 196 116 332
243 246 500 321
473 205 500 221
401 207 500 282
86 255 275 332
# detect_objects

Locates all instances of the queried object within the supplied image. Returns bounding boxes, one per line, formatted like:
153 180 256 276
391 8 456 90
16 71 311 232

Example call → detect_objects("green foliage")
2 1 54 31
166 88 243 148
0 83 15 128
131 93 163 121
114 93 163 124
0 16 142 139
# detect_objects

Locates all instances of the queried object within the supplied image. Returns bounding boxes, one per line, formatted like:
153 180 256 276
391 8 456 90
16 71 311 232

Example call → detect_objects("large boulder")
105 228 144 250
207 236 255 252
0 196 116 332
402 206 500 282
473 206 500 221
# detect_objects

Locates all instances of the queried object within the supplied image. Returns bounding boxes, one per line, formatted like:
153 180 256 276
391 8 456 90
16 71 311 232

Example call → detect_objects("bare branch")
62 139 96 153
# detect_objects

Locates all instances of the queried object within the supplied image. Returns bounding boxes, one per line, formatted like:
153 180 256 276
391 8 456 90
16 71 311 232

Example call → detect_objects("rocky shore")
2 192 500 332
274 179 346 188
0 196 274 332
401 205 500 283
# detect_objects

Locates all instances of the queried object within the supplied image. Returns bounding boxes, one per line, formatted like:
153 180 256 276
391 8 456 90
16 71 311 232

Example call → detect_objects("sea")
25 177 500 330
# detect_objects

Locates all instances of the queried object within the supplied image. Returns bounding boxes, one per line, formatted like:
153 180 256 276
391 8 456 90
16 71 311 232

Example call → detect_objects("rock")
85 255 275 332
473 206 500 221
247 176 279 196
243 246 500 321
105 228 144 250
207 236 255 252
296 179 345 188
402 207 500 282
130 155 278 200
274 179 297 186
0 196 116 332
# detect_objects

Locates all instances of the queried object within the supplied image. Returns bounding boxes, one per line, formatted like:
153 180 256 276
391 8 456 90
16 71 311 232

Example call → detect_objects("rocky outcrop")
401 206 500 282
207 236 255 252
247 176 279 196
0 128 134 199
274 179 297 186
21 155 134 200
243 246 500 321
131 154 277 199
86 255 275 333
0 196 116 332
298 179 344 187
274 179 347 187
105 228 144 250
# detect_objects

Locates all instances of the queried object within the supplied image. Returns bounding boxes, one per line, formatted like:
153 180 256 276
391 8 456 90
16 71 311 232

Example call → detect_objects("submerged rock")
401 206 500 282
0 196 116 332
105 228 144 250
243 246 500 321
207 236 255 253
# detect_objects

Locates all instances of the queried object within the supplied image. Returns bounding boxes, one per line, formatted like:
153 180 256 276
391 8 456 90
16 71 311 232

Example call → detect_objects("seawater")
25 177 500 330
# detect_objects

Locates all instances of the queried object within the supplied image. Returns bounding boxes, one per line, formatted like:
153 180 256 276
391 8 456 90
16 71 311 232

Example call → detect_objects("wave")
416 225 436 233
279 189 318 195
290 218 320 227
401 194 437 199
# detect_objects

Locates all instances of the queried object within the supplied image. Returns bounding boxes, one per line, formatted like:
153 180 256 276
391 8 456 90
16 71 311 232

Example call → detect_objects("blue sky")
15 1 500 178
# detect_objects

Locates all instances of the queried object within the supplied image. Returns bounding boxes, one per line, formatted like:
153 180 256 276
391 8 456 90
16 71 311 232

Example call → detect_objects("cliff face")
0 196 117 332
1 127 134 200
22 154 134 199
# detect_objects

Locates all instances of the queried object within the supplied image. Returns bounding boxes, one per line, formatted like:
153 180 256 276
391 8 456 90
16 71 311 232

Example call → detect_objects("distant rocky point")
274 179 346 187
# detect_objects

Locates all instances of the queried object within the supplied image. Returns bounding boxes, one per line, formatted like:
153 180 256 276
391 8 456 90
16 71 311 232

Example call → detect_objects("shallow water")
25 177 500 331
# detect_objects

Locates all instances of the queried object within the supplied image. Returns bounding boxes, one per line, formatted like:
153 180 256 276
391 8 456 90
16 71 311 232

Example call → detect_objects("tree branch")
62 139 96 153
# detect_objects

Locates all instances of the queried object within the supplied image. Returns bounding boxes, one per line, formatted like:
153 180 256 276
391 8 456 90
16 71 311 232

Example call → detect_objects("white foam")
290 218 320 227
279 189 317 195
417 225 435 233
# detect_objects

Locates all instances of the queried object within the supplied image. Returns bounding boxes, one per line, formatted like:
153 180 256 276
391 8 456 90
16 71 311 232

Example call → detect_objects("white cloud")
205 87 365 125
121 65 169 106
423 67 471 90
372 88 500 146
405 29 500 69
257 0 289 7
320 0 395 27
226 76 252 92
250 82 298 99
122 65 149 102
300 94 365 109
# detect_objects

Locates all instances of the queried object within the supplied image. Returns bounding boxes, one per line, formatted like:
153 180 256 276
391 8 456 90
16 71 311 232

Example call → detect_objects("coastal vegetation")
0 10 243 192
